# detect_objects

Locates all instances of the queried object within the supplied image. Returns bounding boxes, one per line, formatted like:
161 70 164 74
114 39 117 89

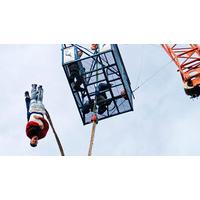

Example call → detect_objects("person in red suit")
25 84 49 147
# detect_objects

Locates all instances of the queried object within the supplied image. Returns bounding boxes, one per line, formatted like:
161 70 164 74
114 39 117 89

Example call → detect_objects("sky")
1 1 200 199
1 2 200 200
1 44 200 156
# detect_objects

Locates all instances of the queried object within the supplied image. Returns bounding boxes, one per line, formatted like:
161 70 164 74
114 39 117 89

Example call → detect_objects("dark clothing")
98 83 112 91
98 105 107 115
68 61 85 91
97 83 112 114
97 83 112 105
82 100 94 114
81 83 112 115
25 97 31 121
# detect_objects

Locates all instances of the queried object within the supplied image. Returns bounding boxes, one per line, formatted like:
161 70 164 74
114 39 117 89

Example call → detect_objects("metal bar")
111 48 133 111
87 77 121 87
99 56 120 114
86 55 99 85
182 58 200 67
84 63 116 75
83 108 133 125
62 65 85 124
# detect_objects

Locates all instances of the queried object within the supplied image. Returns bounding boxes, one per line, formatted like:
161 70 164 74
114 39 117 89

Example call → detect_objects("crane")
162 44 200 98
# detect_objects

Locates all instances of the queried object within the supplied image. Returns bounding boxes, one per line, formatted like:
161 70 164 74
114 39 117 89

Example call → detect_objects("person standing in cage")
96 83 112 114
25 84 49 147
66 48 86 92
82 83 112 115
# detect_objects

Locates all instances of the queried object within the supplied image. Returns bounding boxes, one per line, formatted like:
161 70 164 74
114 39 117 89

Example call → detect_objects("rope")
45 108 65 156
132 59 173 93
87 48 99 156
88 121 97 156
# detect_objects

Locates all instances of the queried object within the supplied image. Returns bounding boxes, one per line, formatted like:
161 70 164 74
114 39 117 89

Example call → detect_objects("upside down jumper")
25 84 49 147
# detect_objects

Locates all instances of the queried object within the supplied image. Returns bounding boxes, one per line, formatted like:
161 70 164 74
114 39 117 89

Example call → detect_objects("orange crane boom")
162 44 200 98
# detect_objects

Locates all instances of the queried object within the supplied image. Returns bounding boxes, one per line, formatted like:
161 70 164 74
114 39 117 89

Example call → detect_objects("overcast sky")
0 44 199 156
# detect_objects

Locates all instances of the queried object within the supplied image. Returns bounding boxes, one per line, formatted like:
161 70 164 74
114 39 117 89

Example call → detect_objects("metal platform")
62 44 134 125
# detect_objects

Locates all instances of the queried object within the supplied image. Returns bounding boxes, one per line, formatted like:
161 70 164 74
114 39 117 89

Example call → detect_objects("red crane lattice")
162 44 200 97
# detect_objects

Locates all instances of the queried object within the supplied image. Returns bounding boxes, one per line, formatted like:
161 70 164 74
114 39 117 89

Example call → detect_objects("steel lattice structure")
162 44 200 97
61 44 133 125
